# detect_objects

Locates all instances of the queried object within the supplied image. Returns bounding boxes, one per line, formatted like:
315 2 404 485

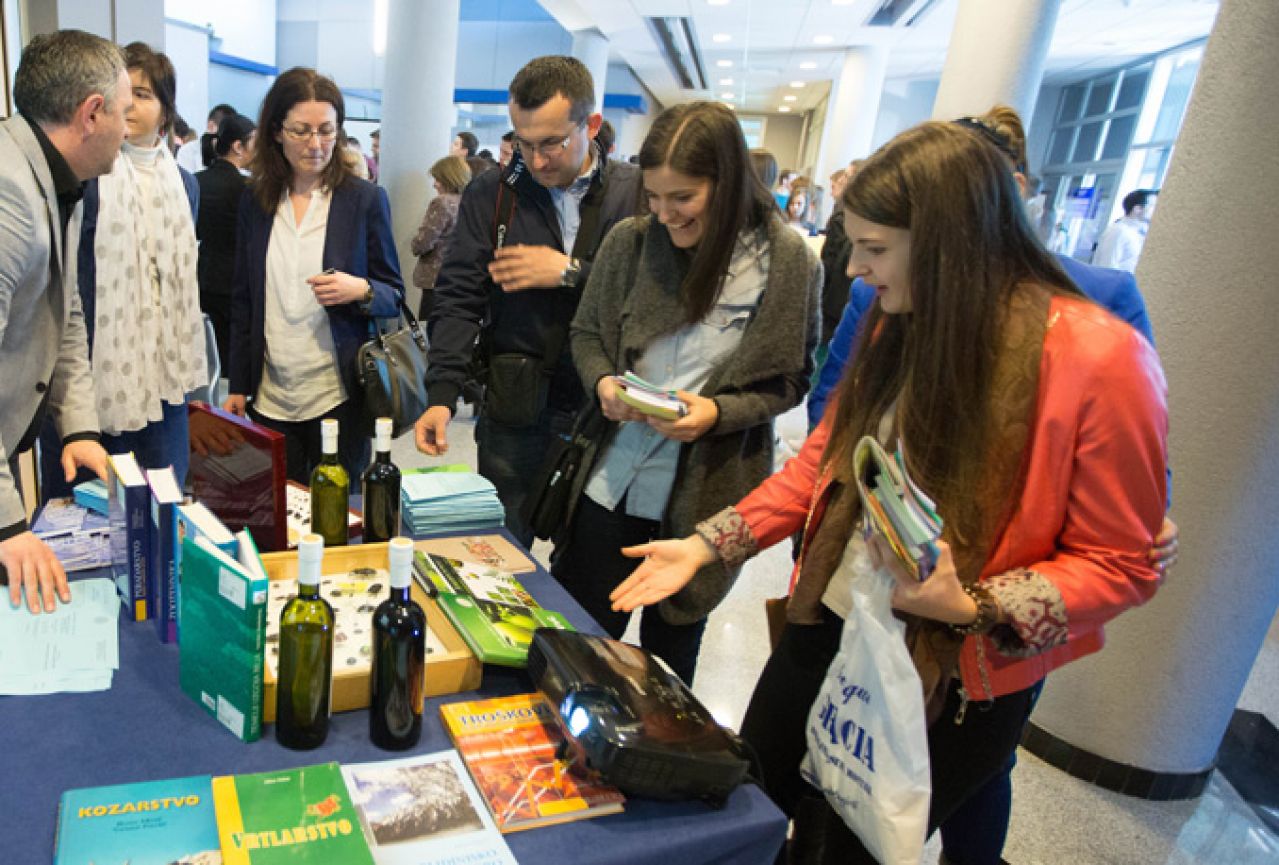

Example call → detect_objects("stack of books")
32 498 112 573
854 436 944 582
401 472 505 535
611 371 687 420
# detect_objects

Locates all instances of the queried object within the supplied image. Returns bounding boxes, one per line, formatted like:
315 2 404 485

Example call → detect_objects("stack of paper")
401 472 505 535
72 479 109 516
613 371 687 420
0 577 119 694
854 436 944 582
32 499 112 572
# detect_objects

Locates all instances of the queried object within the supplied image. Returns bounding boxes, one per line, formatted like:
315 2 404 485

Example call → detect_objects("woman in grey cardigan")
552 102 822 684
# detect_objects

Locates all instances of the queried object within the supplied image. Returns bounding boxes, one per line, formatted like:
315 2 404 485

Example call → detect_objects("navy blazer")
227 176 405 418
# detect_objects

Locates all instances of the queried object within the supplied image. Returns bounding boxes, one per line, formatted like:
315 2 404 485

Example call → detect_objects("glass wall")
1039 42 1204 262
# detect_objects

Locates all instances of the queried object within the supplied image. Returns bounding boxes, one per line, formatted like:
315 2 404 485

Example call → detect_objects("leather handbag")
523 399 607 543
356 294 429 438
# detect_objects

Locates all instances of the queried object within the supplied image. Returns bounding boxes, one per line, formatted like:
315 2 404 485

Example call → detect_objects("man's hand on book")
610 536 717 612
645 391 718 442
61 439 108 484
1 531 71 614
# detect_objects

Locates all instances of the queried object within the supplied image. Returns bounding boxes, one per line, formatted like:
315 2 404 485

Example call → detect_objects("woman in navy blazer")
223 68 404 482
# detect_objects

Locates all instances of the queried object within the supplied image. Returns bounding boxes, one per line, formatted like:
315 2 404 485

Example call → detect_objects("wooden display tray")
258 541 483 723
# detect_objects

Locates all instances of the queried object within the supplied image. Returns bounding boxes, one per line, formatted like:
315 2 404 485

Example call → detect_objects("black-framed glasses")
512 118 586 159
282 124 339 143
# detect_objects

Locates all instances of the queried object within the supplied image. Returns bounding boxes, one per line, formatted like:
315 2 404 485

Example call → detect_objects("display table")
0 528 786 864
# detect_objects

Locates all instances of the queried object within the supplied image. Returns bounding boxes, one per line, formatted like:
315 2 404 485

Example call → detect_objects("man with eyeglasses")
414 55 640 546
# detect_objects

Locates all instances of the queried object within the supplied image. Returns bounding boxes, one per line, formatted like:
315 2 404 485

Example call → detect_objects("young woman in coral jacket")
610 121 1170 862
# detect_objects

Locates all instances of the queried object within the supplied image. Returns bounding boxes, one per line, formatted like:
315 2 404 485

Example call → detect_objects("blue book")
71 478 108 516
53 774 219 864
107 453 150 621
146 467 184 643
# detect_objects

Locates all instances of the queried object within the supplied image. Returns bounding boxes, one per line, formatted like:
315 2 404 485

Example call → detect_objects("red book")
187 402 288 551
439 693 625 833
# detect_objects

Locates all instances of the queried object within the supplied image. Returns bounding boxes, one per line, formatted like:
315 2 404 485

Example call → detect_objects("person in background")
412 155 471 322
551 101 822 685
817 160 863 352
342 137 370 180
610 120 1170 863
0 29 123 614
465 154 495 180
596 119 616 157
749 148 779 198
413 55 641 545
177 102 235 173
222 67 404 483
498 129 515 166
369 128 380 182
171 115 195 156
773 169 797 210
450 130 478 159
196 112 256 369
39 41 204 501
784 180 814 236
1092 188 1158 273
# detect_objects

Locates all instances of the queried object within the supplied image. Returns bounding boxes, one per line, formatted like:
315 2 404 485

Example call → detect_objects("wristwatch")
361 280 374 307
560 257 582 287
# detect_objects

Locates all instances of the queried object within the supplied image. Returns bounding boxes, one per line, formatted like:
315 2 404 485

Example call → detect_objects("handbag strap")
369 290 428 353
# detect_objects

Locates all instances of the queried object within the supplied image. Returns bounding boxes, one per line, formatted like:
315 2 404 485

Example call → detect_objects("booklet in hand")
612 371 688 421
854 436 943 581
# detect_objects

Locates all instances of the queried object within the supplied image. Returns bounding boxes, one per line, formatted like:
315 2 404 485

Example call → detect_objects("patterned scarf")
92 143 206 434
789 286 1052 722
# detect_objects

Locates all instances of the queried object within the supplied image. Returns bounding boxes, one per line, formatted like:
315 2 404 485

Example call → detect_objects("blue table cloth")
0 528 786 864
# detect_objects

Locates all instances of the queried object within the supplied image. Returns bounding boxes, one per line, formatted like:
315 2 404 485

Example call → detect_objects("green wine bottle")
361 417 401 543
369 537 426 750
275 534 335 750
310 418 349 547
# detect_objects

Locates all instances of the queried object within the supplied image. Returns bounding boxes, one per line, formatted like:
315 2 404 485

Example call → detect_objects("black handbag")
523 400 607 542
356 294 429 438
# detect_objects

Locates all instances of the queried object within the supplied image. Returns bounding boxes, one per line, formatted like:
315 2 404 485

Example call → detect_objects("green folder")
414 551 574 667
179 532 269 742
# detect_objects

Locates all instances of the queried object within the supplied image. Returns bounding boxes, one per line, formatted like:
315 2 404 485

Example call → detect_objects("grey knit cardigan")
568 212 823 624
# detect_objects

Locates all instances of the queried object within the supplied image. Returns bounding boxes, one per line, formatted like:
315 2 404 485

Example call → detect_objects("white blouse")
253 188 347 422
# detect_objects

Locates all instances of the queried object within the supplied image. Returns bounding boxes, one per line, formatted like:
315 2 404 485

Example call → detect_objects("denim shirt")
585 229 770 520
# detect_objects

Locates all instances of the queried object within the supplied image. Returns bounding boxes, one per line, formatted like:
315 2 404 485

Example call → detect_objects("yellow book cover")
439 693 624 832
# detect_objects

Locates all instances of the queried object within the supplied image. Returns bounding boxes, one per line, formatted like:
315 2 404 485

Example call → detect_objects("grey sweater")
569 212 822 624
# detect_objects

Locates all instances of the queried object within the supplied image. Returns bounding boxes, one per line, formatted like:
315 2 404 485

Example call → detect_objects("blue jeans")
475 403 576 547
39 401 190 500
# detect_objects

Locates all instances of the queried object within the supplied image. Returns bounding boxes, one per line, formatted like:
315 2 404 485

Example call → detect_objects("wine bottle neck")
390 585 411 604
298 580 321 598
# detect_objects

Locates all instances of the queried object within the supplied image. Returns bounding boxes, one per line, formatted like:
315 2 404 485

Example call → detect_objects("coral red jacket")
704 296 1168 700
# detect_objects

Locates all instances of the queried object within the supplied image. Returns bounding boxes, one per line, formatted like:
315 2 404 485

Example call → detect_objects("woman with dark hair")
39 41 203 498
222 67 404 483
411 155 471 321
609 121 1169 861
197 113 256 370
550 101 822 685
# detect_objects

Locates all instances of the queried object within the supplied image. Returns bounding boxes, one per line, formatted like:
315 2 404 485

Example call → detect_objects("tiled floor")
391 402 1279 864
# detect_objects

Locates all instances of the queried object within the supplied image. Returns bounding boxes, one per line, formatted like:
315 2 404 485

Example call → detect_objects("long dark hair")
249 67 350 213
638 101 775 323
825 122 1081 540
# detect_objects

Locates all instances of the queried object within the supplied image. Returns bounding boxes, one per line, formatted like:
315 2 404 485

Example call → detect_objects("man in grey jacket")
0 30 130 613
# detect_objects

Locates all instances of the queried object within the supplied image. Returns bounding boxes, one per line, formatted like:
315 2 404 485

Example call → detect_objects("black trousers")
740 606 1036 864
248 401 370 486
551 495 708 685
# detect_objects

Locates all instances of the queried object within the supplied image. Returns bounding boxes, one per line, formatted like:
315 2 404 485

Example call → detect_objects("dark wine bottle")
361 417 401 543
370 537 426 750
276 534 335 750
310 418 349 547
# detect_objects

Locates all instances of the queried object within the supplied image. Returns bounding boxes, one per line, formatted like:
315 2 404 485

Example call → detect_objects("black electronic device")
527 628 751 806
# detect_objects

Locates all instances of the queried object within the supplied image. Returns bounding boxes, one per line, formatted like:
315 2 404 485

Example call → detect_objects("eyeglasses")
513 119 586 159
281 124 338 143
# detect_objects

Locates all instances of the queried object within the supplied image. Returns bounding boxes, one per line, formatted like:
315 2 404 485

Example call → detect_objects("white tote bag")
800 542 931 865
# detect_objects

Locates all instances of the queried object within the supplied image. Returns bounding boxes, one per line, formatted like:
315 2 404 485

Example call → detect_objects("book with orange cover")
439 693 624 833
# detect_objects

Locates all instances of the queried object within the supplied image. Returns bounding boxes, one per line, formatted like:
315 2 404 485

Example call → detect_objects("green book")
179 531 268 742
414 551 574 667
212 762 374 865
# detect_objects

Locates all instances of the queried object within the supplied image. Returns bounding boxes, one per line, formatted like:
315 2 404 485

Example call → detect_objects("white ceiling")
539 0 1220 115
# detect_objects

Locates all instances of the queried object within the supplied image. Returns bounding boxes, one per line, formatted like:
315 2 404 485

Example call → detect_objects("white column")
816 46 888 210
931 0 1061 122
571 28 609 111
380 0 460 312
1031 0 1279 775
